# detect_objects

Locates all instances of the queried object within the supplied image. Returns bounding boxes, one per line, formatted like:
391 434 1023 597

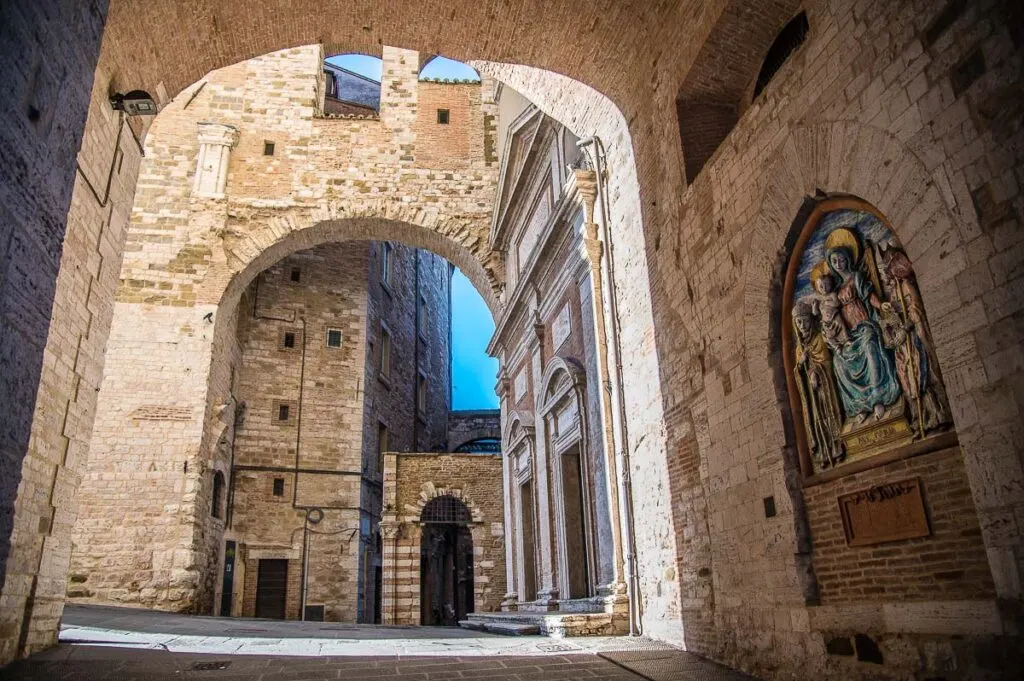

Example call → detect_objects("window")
379 327 391 380
272 477 285 497
212 471 225 519
381 243 392 287
290 267 301 282
417 373 428 414
278 403 290 421
264 141 275 156
282 331 296 349
377 423 389 473
418 295 427 337
326 328 343 348
753 12 809 99
437 109 450 124
324 71 338 98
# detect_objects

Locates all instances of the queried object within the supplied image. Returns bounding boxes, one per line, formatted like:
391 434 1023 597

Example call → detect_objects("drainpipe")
577 135 642 636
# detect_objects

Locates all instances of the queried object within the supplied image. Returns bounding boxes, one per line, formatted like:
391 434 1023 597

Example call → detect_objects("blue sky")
451 270 498 410
326 54 480 82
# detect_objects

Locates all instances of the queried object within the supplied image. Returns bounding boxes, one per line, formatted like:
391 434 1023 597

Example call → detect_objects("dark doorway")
561 444 590 598
373 565 383 624
219 540 236 616
255 559 288 619
519 480 537 601
419 496 474 626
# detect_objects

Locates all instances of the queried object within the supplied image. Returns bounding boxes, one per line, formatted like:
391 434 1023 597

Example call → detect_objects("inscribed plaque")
838 477 929 546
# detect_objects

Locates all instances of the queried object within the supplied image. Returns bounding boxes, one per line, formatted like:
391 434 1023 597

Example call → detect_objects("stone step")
462 610 627 637
459 620 540 636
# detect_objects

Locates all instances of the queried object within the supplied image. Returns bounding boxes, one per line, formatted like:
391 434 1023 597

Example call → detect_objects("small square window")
278 404 290 421
264 141 275 156
326 328 343 348
437 109 450 124
273 477 285 496
283 332 296 349
290 267 301 282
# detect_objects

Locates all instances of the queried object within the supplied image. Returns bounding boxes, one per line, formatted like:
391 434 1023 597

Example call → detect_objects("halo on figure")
824 227 860 263
809 262 832 288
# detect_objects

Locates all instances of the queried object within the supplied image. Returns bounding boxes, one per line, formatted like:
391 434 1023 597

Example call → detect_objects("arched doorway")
419 495 474 626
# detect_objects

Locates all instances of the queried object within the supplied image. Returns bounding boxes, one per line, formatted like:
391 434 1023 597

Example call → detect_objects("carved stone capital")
378 521 401 541
197 121 240 148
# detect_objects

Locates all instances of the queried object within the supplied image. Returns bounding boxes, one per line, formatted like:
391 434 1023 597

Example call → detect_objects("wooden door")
255 559 288 619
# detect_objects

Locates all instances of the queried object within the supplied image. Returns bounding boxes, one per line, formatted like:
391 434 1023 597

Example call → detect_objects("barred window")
420 495 471 524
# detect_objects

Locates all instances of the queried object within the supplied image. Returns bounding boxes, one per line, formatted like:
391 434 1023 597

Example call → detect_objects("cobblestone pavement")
0 606 760 680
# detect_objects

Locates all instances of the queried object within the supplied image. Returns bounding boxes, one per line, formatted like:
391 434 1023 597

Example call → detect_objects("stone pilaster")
192 122 239 198
573 167 627 596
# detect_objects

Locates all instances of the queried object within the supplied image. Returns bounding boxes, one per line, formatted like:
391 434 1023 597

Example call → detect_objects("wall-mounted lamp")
109 90 158 116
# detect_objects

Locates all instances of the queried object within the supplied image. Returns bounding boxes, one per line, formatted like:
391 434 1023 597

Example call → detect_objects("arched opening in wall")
674 1 804 185
323 53 383 115
419 55 480 83
752 12 809 100
539 358 599 601
207 224 499 625
7 22 673 655
419 495 474 626
211 471 225 519
452 437 501 453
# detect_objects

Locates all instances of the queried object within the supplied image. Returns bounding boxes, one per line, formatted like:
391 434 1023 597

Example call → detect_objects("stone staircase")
459 609 628 637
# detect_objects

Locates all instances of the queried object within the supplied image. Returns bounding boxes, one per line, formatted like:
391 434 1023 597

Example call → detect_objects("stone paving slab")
0 605 763 680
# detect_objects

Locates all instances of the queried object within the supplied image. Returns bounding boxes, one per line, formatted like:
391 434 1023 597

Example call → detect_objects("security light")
109 90 158 116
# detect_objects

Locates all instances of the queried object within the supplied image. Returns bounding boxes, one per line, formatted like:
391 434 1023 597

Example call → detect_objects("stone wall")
2 1 1022 677
228 244 369 622
359 243 452 620
643 0 1023 678
380 452 506 624
447 410 501 451
67 44 480 620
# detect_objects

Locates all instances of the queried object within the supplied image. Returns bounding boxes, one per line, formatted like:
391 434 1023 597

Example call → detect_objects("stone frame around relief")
780 195 958 486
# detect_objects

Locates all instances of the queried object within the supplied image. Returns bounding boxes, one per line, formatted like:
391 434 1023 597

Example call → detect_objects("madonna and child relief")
786 200 952 476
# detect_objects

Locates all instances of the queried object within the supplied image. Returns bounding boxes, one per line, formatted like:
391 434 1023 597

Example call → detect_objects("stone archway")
2 22 678 661
70 212 504 614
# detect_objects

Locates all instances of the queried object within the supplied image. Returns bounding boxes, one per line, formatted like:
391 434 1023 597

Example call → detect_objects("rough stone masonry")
0 2 1021 680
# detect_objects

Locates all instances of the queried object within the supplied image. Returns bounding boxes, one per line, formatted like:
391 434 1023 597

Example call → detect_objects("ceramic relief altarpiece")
783 197 953 477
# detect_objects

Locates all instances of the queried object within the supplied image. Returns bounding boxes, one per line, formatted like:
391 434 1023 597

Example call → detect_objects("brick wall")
380 452 506 624
805 447 995 604
447 410 500 451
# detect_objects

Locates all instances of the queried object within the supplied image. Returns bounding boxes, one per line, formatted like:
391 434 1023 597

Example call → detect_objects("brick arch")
674 0 803 184
213 213 504 319
409 485 485 524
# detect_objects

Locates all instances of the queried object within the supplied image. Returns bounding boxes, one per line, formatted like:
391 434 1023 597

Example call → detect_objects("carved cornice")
197 121 240 148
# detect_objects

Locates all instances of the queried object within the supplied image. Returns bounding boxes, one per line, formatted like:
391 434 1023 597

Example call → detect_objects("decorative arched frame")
781 195 956 481
537 357 597 599
502 411 536 602
408 485 485 525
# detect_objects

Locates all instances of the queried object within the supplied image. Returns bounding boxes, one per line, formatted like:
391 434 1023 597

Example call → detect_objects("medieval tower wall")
68 45 467 619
